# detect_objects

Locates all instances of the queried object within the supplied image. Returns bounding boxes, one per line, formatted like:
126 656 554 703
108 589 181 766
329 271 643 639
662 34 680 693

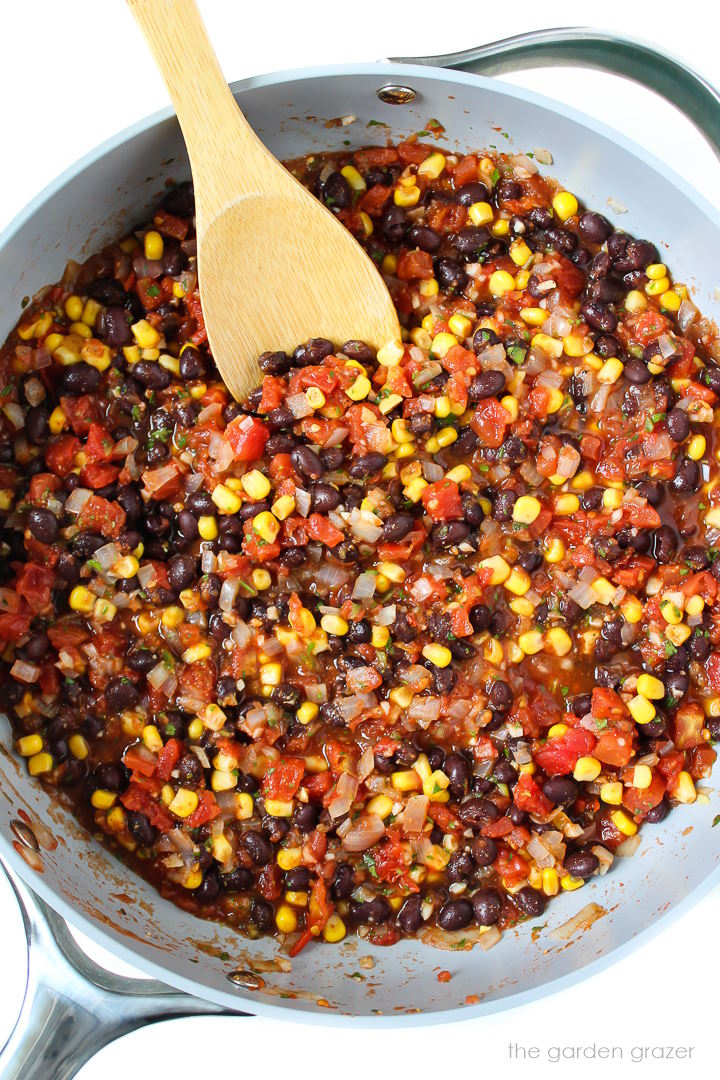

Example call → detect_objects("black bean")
496 179 521 202
456 182 489 206
689 633 711 662
178 753 204 785
446 851 475 882
645 799 670 824
452 226 490 259
471 836 498 868
380 205 407 242
436 899 474 931
25 405 49 444
344 619 370 645
271 683 301 711
134 361 171 390
178 345 206 381
126 647 157 673
581 300 617 333
259 350 291 375
469 604 491 632
94 762 129 793
472 327 501 355
284 867 310 892
397 893 424 934
103 306 132 347
322 171 351 209
653 524 677 563
341 340 375 362
469 369 506 401
665 670 689 703
105 676 140 713
492 489 517 522
563 850 599 879
430 665 457 694
60 362 102 396
250 898 274 931
434 257 468 293
348 452 387 479
636 479 664 507
543 777 579 807
126 810 158 847
167 553 197 592
309 482 342 513
243 831 272 866
290 444 324 480
351 897 391 925
458 797 499 831
623 357 651 385
486 680 511 711
407 224 442 253
514 886 546 918
26 507 58 544
578 211 613 245
571 693 592 717
380 512 414 543
444 752 471 797
320 446 345 471
517 549 542 574
462 495 484 528
666 408 690 442
545 227 578 254
473 887 502 926
431 521 470 549
56 551 80 583
293 803 319 833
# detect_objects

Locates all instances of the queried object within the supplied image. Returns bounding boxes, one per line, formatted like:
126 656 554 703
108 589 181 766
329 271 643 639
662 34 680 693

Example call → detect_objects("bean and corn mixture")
2 139 720 954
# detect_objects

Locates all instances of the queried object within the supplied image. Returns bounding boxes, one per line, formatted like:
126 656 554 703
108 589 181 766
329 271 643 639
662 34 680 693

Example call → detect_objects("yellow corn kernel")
625 290 647 313
491 218 510 237
548 723 569 739
686 595 705 619
168 788 199 818
513 494 542 525
375 561 404 585
394 185 420 207
265 799 294 817
629 764 652 790
545 627 573 657
436 427 458 449
646 262 667 280
131 319 160 349
611 809 638 837
574 756 602 782
259 662 282 687
422 643 452 668
44 403 68 437
144 230 164 260
93 598 117 623
504 566 531 596
672 770 697 804
687 435 706 461
340 164 366 191
377 340 404 368
409 327 432 349
68 734 89 760
560 874 585 892
180 868 202 890
285 890 308 908
65 295 84 321
570 471 594 492
419 278 439 297
483 638 504 666
200 704 227 732
186 718 203 742
489 269 515 297
277 846 302 872
182 643 211 664
320 614 349 637
403 477 427 503
17 734 43 757
480 554 511 584
161 605 185 630
531 332 564 359
250 568 271 592
233 792 254 820
305 386 326 411
389 685 414 710
444 464 471 484
417 152 446 179
602 488 623 510
268 494 295 523
142 724 164 753
660 290 681 312
597 356 624 385
69 586 95 613
430 332 458 358
554 493 580 515
552 191 578 221
509 240 532 266
636 673 665 700
241 469 271 500
210 484 242 516
622 595 644 624
469 200 494 226
518 631 544 655
381 253 397 276
519 306 547 327
645 276 670 297
366 794 394 819
629 694 656 725
369 626 389 651
600 781 623 805
514 269 530 291
660 599 683 625
290 701 318 729
591 577 616 606
563 334 593 357
448 313 472 339
91 788 118 810
323 914 347 943
509 597 535 617
392 769 422 792
189 383 207 399
275 903 298 934
208 834 232 864
27 751 53 776
346 373 372 402
251 510 279 545
542 868 560 896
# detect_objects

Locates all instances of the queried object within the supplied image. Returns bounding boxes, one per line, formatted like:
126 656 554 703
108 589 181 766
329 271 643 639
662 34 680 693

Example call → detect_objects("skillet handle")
0 863 245 1080
388 27 720 159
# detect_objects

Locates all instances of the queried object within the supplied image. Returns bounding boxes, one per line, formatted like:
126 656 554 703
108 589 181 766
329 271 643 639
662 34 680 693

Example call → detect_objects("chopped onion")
375 604 396 626
219 577 241 612
329 772 359 820
231 620 253 649
616 833 642 857
677 298 699 333
352 572 376 600
510 153 539 177
191 745 211 769
337 695 365 723
324 425 349 447
137 563 158 589
568 580 596 610
349 507 383 543
315 564 350 589
413 362 442 387
408 695 441 727
550 902 607 941
148 661 172 690
64 487 92 515
342 813 385 852
305 683 327 704
10 660 40 684
641 433 672 459
286 393 313 419
208 431 234 472
590 383 612 413
294 488 311 517
198 402 223 425
397 794 429 833
423 460 444 482
478 342 507 369
357 746 375 781
404 665 431 689
200 547 217 574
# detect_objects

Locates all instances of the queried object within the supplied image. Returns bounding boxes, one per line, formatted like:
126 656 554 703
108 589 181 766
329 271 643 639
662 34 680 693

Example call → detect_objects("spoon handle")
126 0 266 213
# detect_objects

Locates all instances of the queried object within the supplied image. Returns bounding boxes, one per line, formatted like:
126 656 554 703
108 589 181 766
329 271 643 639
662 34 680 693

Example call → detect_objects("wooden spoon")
127 0 401 402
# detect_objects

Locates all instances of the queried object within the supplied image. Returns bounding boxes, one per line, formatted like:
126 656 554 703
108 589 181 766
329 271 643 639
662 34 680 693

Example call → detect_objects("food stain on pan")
17 807 57 851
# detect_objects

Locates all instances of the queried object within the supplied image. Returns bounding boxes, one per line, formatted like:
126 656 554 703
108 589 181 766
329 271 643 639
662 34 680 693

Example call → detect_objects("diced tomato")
155 737 183 781
14 563 55 614
397 250 433 280
45 435 81 476
441 345 476 375
620 309 671 347
183 790 221 828
397 141 433 165
534 727 597 776
591 687 628 722
513 773 554 816
450 153 479 187
358 184 391 216
482 816 514 838
263 757 306 801
304 772 333 800
622 772 666 816
307 513 344 547
673 703 706 749
153 208 189 240
289 878 334 956
421 479 462 521
225 415 270 461
47 622 89 649
495 845 529 886
258 375 286 413
76 495 126 539
449 606 473 638
242 522 281 562
120 783 174 832
185 290 207 345
705 653 720 692
594 730 634 768
427 802 462 832
353 146 399 168
656 750 685 786
470 396 508 448
0 608 33 640
28 473 62 507
60 394 102 435
80 462 121 489
122 747 157 778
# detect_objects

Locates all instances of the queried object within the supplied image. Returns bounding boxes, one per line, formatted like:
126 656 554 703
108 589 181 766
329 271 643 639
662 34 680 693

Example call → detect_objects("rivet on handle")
377 85 416 104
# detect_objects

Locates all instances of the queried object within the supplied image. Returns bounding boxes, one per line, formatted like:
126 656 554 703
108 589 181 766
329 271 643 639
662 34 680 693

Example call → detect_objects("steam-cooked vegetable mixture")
2 140 719 953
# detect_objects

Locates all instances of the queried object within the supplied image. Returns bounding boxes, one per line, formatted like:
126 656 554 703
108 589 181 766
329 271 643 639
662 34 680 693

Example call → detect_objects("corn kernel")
345 373 372 401
560 874 585 892
394 185 420 207
504 567 531 596
389 685 413 709
645 276 670 296
274 903 298 934
660 290 681 312
510 240 532 266
636 673 665 700
531 332 564 359
142 724 164 752
484 638 504 665
513 494 542 525
435 427 458 449
622 595 644 624
592 577 616 606
510 597 535 617
600 781 623 805
545 627 573 657
448 313 472 339
323 914 347 943
542 868 560 896
264 799 294 818
430 332 458 358
340 164 366 191
321 614 349 636
646 263 667 280
686 434 706 461
259 662 282 686
660 598 683 625
65 295 84 321
91 788 117 810
403 477 427 502
251 510 279 544
377 340 404 368
491 218 510 237
210 484 242 515
610 809 637 836
377 561 406 583
144 230 164 261
519 306 547 326
480 554 511 584
17 734 43 757
489 269 515 297
69 586 95 613
182 643 211 665
469 201 494 226
554 493 580 515
409 327 432 349
68 734 89 760
422 643 452 668
371 625 390 649
518 631 544 655
131 319 160 349
241 469 271 500
625 290 647 313
277 846 302 872
552 191 578 221
574 756 602 782
285 890 308 908
548 723 569 739
366 794 394 819
672 770 697 804
168 788 199 818
27 751 53 776
417 151 446 179
628 693 656 725
392 769 422 792
563 334 593 357
419 278 439 297
295 701 319 726
602 488 623 510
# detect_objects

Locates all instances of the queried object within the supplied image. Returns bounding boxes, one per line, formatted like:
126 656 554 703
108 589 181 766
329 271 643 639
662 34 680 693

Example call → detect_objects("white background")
1 2 718 1077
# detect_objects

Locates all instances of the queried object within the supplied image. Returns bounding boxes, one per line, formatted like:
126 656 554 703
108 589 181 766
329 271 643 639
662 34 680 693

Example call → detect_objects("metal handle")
389 27 720 160
0 862 244 1080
